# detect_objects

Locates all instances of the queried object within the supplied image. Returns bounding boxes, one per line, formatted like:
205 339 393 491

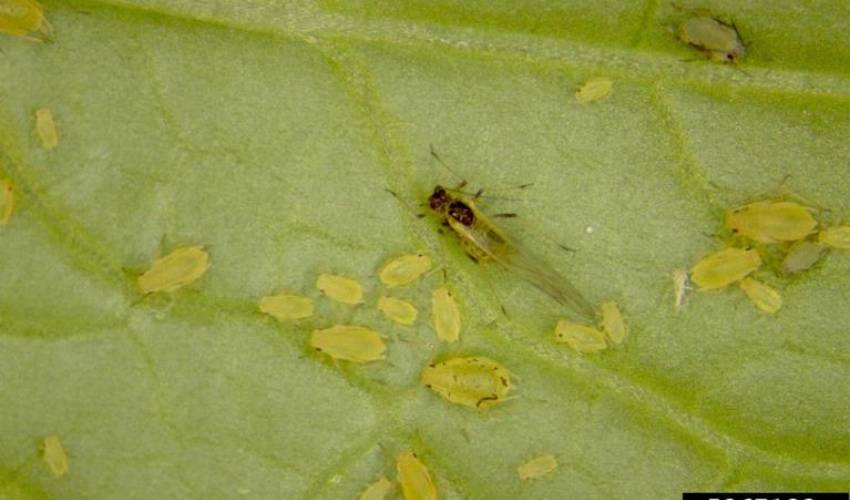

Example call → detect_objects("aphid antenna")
385 188 426 218
429 144 468 187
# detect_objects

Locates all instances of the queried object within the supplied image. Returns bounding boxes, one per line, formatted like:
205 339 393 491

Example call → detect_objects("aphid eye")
428 186 449 210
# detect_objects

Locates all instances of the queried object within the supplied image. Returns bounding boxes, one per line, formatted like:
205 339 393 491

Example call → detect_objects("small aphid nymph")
259 293 314 321
316 273 363 305
677 16 745 64
137 245 210 294
431 287 461 342
420 356 513 409
378 253 432 286
396 450 437 500
40 434 68 477
690 247 760 289
781 240 823 275
35 107 59 150
575 78 613 104
725 201 817 244
819 226 850 250
554 320 607 353
358 475 394 500
671 268 690 312
517 454 558 481
310 325 385 363
599 301 627 345
0 178 14 225
377 295 418 326
739 277 782 314
0 0 50 39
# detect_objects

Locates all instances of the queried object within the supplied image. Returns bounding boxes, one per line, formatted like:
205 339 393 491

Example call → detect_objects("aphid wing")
500 244 596 320
448 215 595 320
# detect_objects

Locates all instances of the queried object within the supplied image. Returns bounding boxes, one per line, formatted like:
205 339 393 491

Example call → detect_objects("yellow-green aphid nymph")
671 268 690 312
691 247 761 289
358 475 394 500
575 78 613 104
0 0 49 38
427 186 595 320
34 107 59 150
431 286 460 342
739 277 782 314
599 301 627 345
517 454 558 481
819 226 850 250
677 16 745 64
137 245 210 294
781 240 823 275
259 293 314 321
554 320 607 353
377 296 418 326
725 201 817 244
316 273 363 305
420 356 513 409
379 253 432 286
0 178 14 225
396 450 438 500
310 325 385 363
40 434 68 477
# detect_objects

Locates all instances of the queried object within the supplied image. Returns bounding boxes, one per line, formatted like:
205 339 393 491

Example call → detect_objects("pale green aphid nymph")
678 16 746 64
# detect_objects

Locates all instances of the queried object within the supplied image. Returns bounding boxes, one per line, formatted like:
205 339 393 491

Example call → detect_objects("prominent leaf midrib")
83 0 850 98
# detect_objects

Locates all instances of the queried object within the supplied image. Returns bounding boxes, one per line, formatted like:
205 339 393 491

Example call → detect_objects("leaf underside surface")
1 0 850 498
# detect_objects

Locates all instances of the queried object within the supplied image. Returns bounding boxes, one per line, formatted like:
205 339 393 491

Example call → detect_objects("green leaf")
2 0 850 497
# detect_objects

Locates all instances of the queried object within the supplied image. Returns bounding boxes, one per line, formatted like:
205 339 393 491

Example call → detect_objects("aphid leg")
493 213 518 218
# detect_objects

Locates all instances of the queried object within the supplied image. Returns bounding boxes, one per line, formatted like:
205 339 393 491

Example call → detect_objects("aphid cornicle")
677 16 745 64
427 185 595 320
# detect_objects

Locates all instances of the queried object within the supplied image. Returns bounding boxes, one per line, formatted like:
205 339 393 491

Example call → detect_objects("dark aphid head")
448 200 475 226
428 185 451 211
